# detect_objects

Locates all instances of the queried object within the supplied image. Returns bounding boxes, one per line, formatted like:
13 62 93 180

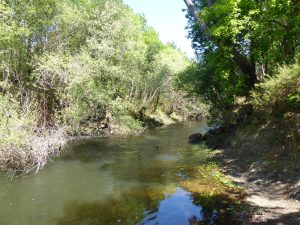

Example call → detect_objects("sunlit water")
0 121 227 225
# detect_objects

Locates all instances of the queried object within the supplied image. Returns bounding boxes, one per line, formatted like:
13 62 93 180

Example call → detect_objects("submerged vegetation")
0 0 208 172
0 0 299 224
180 1 300 222
55 139 244 225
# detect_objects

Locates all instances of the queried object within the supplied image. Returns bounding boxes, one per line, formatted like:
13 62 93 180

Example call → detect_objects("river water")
0 121 231 225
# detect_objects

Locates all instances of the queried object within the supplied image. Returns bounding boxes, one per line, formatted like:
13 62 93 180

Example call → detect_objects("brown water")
0 121 231 225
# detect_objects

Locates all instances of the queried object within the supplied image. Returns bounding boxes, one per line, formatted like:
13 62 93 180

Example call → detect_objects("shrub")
0 94 37 149
251 63 300 119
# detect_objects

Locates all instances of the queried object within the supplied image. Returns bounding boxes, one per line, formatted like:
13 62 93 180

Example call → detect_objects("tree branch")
183 0 257 88
272 19 288 29
184 0 199 21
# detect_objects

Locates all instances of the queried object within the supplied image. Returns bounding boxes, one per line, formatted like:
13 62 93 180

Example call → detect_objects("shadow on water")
61 139 215 185
0 121 246 225
55 186 163 225
54 122 244 225
56 186 241 225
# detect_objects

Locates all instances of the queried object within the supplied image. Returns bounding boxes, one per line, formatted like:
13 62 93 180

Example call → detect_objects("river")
0 121 232 225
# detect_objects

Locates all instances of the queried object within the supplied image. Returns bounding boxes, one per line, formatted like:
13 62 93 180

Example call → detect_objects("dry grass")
0 127 67 176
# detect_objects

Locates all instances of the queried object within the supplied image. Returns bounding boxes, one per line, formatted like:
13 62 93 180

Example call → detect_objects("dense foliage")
0 0 199 171
180 0 300 120
251 62 300 119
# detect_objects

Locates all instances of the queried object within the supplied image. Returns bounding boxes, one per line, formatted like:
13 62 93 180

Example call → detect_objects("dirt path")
220 151 300 225
201 121 300 224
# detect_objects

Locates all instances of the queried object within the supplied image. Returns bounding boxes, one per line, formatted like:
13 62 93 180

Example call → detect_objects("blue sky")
123 0 195 58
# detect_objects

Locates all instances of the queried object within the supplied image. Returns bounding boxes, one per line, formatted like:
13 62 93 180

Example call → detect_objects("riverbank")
204 121 300 224
0 107 207 176
0 127 67 176
0 121 239 225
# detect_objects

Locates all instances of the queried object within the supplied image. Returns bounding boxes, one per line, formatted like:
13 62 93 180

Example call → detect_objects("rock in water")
189 133 206 143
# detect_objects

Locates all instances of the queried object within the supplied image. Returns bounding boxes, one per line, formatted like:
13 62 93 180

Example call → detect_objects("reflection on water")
56 187 216 225
139 188 206 225
0 121 236 225
56 186 164 225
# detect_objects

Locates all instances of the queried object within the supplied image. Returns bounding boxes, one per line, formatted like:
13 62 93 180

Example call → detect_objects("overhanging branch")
183 0 257 88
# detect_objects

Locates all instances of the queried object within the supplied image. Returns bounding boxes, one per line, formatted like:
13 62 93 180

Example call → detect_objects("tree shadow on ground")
203 124 300 224
206 124 300 196
253 211 300 225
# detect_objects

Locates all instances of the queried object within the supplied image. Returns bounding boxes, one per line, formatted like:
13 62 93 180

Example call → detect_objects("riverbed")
0 121 231 225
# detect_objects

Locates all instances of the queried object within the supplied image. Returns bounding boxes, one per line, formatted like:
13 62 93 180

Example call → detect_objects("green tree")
0 0 195 172
182 0 299 116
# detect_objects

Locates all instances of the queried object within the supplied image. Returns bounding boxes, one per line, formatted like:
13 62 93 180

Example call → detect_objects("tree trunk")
183 0 257 90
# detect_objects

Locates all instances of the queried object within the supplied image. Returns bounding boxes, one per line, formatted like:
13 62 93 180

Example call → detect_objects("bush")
110 99 143 135
251 63 300 119
0 94 37 149
0 94 67 173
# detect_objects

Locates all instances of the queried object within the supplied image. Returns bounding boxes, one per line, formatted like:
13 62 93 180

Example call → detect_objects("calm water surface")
0 121 224 225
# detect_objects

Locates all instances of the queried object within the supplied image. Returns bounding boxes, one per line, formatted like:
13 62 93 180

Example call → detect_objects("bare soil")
208 124 300 225
221 150 300 225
